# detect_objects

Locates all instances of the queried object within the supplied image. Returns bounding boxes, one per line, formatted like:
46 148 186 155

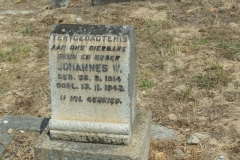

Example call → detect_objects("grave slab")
1 116 50 132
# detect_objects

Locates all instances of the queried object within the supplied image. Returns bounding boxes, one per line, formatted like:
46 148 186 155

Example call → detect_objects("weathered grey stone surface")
50 0 177 8
217 155 227 160
0 130 11 148
151 124 184 140
1 115 49 132
0 123 9 159
187 134 200 145
49 24 137 144
35 109 152 160
50 0 70 8
0 123 11 147
50 0 144 8
193 132 210 141
92 0 147 5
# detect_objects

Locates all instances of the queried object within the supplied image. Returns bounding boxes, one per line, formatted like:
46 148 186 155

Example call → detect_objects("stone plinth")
35 109 151 160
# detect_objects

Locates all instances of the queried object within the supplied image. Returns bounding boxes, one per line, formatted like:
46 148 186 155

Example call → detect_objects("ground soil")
0 0 240 159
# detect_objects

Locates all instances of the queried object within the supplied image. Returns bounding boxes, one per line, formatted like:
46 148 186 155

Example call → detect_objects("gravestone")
34 24 152 160
50 0 144 8
92 0 134 5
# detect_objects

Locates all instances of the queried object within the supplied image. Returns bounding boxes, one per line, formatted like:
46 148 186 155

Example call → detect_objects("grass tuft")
198 28 206 32
218 42 240 60
23 23 31 35
0 45 31 63
140 80 152 89
194 63 232 90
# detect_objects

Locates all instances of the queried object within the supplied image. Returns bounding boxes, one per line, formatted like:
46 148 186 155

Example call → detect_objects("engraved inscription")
49 26 132 121
51 34 127 104
57 63 109 72
51 34 127 42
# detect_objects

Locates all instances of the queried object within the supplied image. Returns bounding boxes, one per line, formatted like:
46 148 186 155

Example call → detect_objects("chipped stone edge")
50 130 130 145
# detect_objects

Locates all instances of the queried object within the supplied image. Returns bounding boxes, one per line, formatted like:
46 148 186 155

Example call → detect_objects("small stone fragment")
187 134 200 144
217 155 226 160
193 132 210 141
16 151 23 157
76 17 82 23
8 128 13 134
151 125 184 140
3 120 8 124
167 113 177 121
155 152 167 160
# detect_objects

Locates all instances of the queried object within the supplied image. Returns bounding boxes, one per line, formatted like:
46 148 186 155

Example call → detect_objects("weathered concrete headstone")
34 24 152 160
48 24 137 144
50 0 145 8
92 0 134 5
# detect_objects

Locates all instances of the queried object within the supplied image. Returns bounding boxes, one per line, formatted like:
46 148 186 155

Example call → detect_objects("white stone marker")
48 24 137 144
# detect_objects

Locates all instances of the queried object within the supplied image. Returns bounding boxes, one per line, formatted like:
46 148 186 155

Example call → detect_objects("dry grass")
0 0 240 159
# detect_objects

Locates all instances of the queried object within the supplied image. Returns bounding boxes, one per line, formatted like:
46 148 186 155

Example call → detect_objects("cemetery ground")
0 0 240 159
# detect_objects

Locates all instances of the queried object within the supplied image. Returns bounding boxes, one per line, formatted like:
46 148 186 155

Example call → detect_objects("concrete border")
0 116 49 158
35 109 152 160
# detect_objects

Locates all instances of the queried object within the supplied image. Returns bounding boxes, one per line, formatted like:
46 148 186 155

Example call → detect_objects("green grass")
23 23 31 35
198 28 206 32
204 28 240 60
198 38 209 45
0 45 31 63
140 80 152 89
218 42 240 60
196 74 212 90
145 19 172 31
143 19 175 51
0 88 9 95
194 63 232 90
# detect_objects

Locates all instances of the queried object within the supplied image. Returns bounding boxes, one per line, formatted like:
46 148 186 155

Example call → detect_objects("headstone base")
34 109 151 160
50 130 130 145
